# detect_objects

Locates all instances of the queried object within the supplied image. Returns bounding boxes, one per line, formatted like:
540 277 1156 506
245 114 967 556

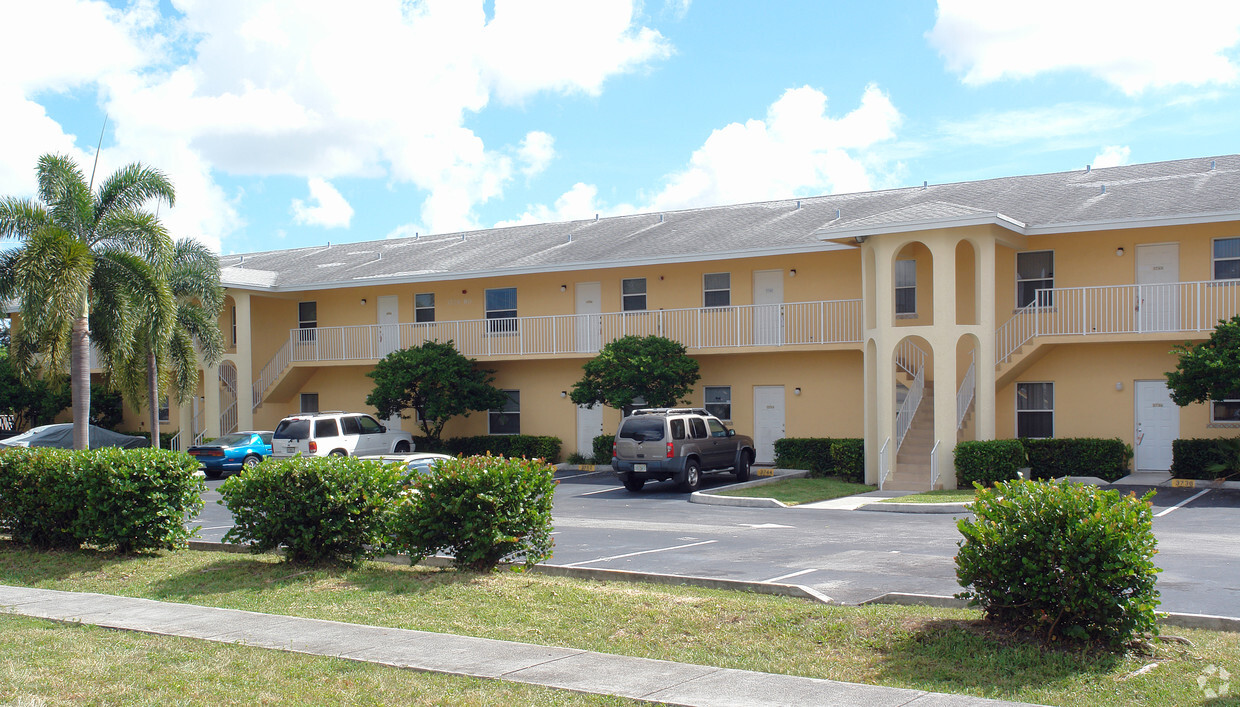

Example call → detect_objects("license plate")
633 463 646 472
286 447 297 453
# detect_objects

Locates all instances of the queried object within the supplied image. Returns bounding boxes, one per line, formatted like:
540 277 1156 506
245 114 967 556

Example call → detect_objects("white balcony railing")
998 279 1240 365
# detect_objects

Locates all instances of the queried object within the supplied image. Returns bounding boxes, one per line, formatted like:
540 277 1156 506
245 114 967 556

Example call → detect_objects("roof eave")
813 213 1027 243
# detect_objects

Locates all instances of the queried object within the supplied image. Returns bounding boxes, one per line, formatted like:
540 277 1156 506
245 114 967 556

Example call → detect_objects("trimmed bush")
392 454 556 572
442 435 561 462
829 439 865 483
0 447 204 552
220 456 404 566
1021 438 1132 482
774 437 865 481
956 480 1161 648
1171 437 1239 480
592 434 614 465
954 440 1027 487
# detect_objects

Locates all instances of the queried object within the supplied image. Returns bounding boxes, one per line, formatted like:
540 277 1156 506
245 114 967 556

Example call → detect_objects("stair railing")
879 437 891 491
929 439 941 489
894 363 924 453
956 351 975 430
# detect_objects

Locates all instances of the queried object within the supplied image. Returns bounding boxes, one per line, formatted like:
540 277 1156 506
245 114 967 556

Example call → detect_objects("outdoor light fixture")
789 269 797 277
560 391 567 398
1116 247 1125 256
560 285 567 292
360 298 367 305
1116 382 1124 391
794 387 802 395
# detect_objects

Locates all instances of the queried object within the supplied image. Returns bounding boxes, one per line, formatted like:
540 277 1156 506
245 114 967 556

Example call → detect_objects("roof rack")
630 408 711 416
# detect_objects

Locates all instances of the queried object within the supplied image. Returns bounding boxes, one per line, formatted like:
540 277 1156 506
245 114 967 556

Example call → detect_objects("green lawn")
880 489 978 504
713 476 874 505
0 542 1235 707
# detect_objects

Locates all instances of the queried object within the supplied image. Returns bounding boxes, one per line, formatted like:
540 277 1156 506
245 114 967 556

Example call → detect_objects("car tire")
623 476 645 492
204 469 222 480
242 455 261 470
680 459 702 493
735 452 751 482
394 441 411 453
329 449 347 457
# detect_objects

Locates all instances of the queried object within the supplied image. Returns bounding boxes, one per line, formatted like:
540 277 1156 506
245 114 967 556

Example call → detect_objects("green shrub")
392 454 556 572
1021 438 1132 482
774 438 864 481
956 480 1160 648
219 456 404 566
442 435 561 462
592 434 614 465
1171 437 1240 480
0 447 204 552
954 440 1027 487
829 439 865 483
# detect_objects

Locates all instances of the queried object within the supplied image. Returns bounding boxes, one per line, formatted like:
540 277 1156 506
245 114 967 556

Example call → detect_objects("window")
1212 397 1240 423
485 287 517 334
230 305 237 347
622 278 647 311
489 390 520 434
1016 382 1053 438
300 393 319 413
415 292 435 322
669 418 686 440
619 417 664 441
358 415 383 433
689 417 708 438
1016 251 1054 307
703 272 730 307
704 386 731 420
707 418 728 438
1214 238 1240 280
298 301 317 343
314 418 340 437
158 396 169 423
340 416 361 435
622 396 648 417
895 259 917 315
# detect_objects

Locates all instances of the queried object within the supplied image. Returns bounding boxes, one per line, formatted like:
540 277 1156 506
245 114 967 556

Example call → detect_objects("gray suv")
611 408 755 492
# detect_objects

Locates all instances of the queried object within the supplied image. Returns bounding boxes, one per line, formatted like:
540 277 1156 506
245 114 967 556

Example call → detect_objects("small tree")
365 340 508 446
1165 314 1240 408
570 335 700 410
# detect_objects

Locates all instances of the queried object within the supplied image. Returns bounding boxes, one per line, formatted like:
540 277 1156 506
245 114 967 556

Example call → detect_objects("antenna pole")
87 114 108 194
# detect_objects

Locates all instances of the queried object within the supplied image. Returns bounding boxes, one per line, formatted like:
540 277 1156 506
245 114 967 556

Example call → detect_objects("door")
1135 380 1178 471
1136 244 1179 332
753 270 784 345
576 404 604 458
575 282 602 353
753 385 785 464
377 295 400 357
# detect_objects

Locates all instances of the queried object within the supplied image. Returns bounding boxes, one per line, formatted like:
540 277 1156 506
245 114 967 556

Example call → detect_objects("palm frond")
94 209 174 259
95 163 175 223
35 154 85 207
0 197 49 241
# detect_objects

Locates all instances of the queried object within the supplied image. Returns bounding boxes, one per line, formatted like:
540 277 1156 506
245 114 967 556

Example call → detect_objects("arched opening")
893 242 933 327
955 333 980 442
955 239 979 326
889 334 935 490
218 360 239 435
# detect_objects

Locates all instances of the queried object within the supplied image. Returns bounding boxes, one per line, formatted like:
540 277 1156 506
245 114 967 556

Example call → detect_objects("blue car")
188 431 274 479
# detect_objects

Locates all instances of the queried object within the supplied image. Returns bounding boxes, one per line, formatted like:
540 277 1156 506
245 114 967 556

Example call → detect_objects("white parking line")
194 525 235 531
763 568 817 583
1155 489 1211 517
560 540 717 567
557 470 609 480
578 486 625 496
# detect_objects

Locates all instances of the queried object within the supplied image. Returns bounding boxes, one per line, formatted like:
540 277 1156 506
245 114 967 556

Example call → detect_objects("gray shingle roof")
221 155 1240 290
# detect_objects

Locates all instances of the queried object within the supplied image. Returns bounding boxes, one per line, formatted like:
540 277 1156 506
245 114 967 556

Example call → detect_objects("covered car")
187 431 274 479
0 423 147 450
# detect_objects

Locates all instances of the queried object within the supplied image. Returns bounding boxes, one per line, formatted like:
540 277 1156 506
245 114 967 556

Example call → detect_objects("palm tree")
113 238 225 447
0 154 174 449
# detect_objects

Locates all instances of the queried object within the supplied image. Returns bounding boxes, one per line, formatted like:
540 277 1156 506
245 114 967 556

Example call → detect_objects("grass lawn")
1 543 1236 706
880 489 979 504
713 476 874 505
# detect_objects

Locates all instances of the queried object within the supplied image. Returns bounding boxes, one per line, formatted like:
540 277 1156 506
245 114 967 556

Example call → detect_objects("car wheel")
204 469 222 480
242 455 261 469
394 441 411 453
680 459 701 493
623 476 645 492
329 449 347 457
735 452 751 482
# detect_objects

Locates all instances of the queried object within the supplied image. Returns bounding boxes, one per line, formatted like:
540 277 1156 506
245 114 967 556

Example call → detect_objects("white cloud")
938 104 1141 146
494 182 635 227
927 0 1240 94
291 178 354 228
518 131 556 179
1091 145 1131 169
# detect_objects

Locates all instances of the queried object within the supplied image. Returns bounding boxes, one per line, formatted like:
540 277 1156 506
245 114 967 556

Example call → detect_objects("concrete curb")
860 501 973 514
689 469 811 507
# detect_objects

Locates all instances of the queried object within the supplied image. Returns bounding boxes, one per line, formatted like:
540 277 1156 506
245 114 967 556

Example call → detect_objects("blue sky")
2 0 1239 255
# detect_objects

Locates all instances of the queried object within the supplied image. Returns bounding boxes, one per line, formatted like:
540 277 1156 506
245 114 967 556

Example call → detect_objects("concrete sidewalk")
0 584 1041 707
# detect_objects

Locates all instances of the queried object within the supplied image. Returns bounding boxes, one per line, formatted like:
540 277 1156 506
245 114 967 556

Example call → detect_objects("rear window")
274 419 310 440
213 433 251 446
618 417 665 441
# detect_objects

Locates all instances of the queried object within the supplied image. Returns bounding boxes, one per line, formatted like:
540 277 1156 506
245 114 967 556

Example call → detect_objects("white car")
271 411 414 459
361 452 454 478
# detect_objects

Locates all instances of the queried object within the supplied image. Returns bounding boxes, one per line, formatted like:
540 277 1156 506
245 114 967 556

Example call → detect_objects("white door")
1135 380 1178 471
753 270 784 346
377 295 400 357
753 385 786 464
576 404 604 458
1136 244 1179 332
575 282 602 353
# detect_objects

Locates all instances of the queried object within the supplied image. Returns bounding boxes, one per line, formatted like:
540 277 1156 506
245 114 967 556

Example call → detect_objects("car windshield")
274 419 310 440
213 433 251 446
618 417 665 441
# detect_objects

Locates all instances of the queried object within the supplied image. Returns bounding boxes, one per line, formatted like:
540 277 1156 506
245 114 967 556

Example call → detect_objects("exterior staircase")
888 382 937 491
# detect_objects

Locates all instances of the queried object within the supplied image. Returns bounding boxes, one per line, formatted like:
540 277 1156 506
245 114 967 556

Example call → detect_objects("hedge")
1171 438 1240 480
954 440 1027 487
442 435 561 462
592 434 614 465
0 447 204 552
773 437 865 483
1021 438 1132 482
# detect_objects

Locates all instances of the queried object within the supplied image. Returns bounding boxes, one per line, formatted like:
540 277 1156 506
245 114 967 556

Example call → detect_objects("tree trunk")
70 296 91 451
148 348 160 449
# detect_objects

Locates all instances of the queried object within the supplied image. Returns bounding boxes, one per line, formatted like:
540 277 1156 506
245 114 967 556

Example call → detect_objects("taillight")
666 442 674 458
612 441 617 458
309 440 318 453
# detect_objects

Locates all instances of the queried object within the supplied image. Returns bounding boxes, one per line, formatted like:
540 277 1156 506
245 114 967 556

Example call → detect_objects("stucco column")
929 236 959 487
233 291 255 431
975 239 998 440
203 360 221 437
864 238 898 485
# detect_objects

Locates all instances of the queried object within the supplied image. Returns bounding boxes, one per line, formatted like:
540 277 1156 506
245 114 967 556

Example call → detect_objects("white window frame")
704 385 732 420
158 396 170 423
1015 381 1054 439
895 259 917 316
1016 250 1054 308
300 393 319 414
230 305 237 348
622 277 647 312
415 292 435 323
489 390 520 435
1211 398 1240 424
703 272 730 308
297 301 317 343
485 287 518 334
1213 237 1240 281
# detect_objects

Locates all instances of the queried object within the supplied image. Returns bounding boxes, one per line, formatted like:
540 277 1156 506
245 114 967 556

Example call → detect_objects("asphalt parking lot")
189 469 1240 616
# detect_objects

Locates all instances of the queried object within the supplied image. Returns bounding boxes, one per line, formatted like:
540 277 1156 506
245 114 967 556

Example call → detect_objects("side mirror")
727 429 736 437
379 425 387 433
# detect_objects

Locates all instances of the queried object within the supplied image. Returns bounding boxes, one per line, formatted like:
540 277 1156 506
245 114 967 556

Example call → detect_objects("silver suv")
611 408 755 493
272 411 415 459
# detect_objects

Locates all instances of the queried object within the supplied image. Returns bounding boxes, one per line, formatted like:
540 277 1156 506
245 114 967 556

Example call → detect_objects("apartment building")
170 155 1240 490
